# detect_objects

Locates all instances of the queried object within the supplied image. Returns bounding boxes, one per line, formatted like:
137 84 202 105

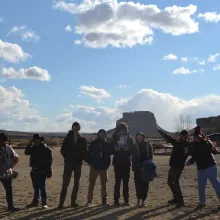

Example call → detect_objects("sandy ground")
1 148 220 220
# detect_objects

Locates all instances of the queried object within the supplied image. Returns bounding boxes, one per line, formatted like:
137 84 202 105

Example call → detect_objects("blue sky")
0 0 220 132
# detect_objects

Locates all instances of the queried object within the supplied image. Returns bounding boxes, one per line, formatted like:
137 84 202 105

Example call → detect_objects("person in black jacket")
111 122 133 206
186 126 220 208
25 134 53 209
86 129 113 206
58 122 87 208
157 125 191 207
132 132 154 207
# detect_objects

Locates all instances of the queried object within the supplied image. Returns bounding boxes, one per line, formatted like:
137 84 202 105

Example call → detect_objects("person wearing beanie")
86 129 113 207
186 126 220 208
58 122 87 208
0 133 19 212
157 125 191 208
25 134 53 209
111 122 133 206
131 132 155 207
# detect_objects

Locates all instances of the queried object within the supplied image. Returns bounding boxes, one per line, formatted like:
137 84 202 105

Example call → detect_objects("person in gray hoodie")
132 132 154 207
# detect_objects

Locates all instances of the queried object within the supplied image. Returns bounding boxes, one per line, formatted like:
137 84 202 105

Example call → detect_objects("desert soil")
1 148 220 220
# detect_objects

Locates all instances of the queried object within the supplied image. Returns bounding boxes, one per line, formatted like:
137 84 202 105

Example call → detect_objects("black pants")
59 163 82 205
114 165 130 203
30 169 47 205
0 178 13 209
167 168 183 202
134 172 149 201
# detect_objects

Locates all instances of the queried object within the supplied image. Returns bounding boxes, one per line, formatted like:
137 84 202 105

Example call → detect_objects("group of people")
1 121 220 212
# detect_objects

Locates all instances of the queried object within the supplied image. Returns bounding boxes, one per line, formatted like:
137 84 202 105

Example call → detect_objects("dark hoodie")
111 123 133 168
87 129 113 170
60 130 87 165
132 132 154 172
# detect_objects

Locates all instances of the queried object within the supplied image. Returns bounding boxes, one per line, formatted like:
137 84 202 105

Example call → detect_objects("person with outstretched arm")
157 125 191 207
186 126 220 208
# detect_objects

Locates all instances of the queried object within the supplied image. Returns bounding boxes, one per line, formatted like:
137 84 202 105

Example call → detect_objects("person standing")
58 122 87 208
132 132 155 207
25 134 53 209
186 126 220 208
0 133 19 212
157 125 191 207
112 122 133 206
86 129 113 206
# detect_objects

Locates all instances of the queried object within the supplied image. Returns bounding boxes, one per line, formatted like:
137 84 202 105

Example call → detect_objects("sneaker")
57 204 64 209
8 207 19 212
114 201 120 206
86 201 93 207
136 199 140 207
140 200 147 208
168 199 179 204
26 202 39 208
42 205 48 209
71 203 79 208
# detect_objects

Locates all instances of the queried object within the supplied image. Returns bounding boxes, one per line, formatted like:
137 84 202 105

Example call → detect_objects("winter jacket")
157 129 191 170
111 133 133 168
188 139 217 170
60 131 87 165
87 138 113 170
25 142 53 172
140 159 157 182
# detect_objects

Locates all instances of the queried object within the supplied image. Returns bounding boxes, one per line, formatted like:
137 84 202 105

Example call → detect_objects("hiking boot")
175 201 185 208
86 201 93 207
8 207 19 212
102 198 109 206
168 199 179 204
140 200 147 208
57 204 64 209
114 201 120 206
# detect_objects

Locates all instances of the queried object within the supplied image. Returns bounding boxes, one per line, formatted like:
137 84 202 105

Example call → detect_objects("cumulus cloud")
7 26 40 42
0 39 30 63
198 12 220 23
79 85 111 102
172 67 204 75
54 1 198 48
65 25 73 32
0 85 47 131
163 54 177 60
74 40 82 45
181 57 188 63
208 53 220 63
198 60 206 65
1 66 51 81
213 64 220 71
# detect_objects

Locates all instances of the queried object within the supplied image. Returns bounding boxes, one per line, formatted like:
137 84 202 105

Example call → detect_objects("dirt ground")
1 148 220 220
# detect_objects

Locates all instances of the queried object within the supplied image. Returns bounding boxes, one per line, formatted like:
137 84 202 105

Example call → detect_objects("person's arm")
10 147 19 168
60 135 69 157
24 142 34 155
186 146 196 166
48 147 53 168
157 126 176 145
82 138 88 162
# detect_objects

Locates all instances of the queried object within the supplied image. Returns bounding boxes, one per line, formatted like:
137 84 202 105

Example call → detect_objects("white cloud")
117 84 129 89
79 85 111 102
0 39 30 63
74 40 82 45
1 66 51 81
198 12 220 23
213 64 220 71
163 54 178 60
54 1 198 48
7 26 40 42
21 31 40 42
198 60 206 65
65 25 72 32
172 67 204 75
55 88 220 132
181 57 188 63
208 53 220 63
0 85 47 131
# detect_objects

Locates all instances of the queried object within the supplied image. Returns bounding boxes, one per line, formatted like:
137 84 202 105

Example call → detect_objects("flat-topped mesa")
196 116 220 133
109 111 158 138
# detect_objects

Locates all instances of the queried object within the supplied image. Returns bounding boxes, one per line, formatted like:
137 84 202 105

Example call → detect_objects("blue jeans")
198 165 220 205
30 169 47 205
0 178 14 209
